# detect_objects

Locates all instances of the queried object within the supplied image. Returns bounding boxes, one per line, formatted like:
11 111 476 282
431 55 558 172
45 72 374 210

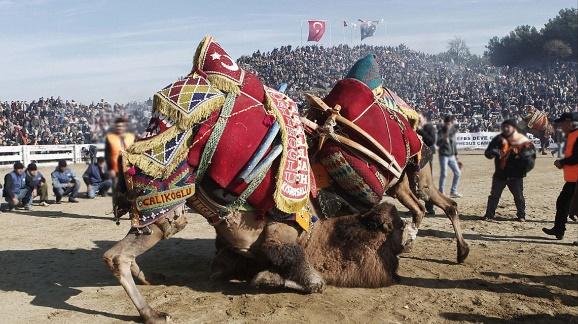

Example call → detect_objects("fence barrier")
0 144 105 168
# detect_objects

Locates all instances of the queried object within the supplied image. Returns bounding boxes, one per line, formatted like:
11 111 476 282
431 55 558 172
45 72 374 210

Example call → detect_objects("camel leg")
103 224 171 324
253 221 325 293
389 176 425 252
416 165 470 263
424 188 470 263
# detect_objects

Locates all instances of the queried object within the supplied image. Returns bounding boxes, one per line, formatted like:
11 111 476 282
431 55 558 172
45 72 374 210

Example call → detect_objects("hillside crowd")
239 44 577 132
0 97 150 146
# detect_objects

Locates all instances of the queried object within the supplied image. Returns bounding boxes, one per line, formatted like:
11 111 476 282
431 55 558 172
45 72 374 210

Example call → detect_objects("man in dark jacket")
25 163 50 206
483 119 536 221
543 112 578 239
83 157 113 198
417 113 437 214
437 115 462 198
3 161 32 210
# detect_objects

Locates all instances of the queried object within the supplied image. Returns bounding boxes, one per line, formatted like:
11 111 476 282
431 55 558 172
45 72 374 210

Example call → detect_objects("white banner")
455 132 556 150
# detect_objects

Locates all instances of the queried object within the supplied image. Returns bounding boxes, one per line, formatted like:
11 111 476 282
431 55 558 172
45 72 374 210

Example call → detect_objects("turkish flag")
307 20 326 42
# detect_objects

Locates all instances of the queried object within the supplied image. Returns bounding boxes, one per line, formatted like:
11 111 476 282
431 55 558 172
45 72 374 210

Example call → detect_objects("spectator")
3 162 31 210
51 160 80 203
417 113 437 214
437 115 462 198
483 120 536 221
83 157 113 198
105 117 135 179
543 112 578 240
25 163 50 206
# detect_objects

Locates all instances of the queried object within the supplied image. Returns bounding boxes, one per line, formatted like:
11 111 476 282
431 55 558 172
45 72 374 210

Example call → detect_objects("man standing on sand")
105 117 135 179
543 112 578 240
437 115 462 198
483 120 536 222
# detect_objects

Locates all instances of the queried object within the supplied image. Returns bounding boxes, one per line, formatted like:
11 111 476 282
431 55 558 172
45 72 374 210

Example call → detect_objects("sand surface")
0 153 576 323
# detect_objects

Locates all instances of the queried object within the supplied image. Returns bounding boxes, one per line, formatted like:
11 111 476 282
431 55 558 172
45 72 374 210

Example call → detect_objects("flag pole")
329 20 332 47
300 20 303 46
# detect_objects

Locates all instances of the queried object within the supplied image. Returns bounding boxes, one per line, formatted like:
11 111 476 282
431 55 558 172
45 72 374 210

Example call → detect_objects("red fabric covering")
197 37 245 85
323 78 421 169
188 92 276 211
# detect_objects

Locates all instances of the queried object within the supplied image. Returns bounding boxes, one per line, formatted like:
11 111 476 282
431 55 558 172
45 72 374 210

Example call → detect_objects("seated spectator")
3 162 32 210
83 157 113 198
51 160 80 203
25 163 50 206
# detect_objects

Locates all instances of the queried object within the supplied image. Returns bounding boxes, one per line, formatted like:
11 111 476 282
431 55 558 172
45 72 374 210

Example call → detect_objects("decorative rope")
196 92 237 183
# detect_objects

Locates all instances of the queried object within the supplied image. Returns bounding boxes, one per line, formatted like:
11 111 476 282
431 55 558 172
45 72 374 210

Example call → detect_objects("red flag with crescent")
307 20 326 42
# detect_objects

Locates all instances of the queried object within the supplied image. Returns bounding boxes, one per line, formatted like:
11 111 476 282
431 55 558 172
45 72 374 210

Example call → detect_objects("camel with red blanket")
302 54 469 264
104 37 405 324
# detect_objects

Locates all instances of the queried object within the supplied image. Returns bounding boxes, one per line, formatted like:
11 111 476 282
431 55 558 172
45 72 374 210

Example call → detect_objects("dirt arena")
0 153 576 324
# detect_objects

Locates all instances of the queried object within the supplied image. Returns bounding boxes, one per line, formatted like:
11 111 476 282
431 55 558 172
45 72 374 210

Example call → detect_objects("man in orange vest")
543 112 578 240
105 117 135 179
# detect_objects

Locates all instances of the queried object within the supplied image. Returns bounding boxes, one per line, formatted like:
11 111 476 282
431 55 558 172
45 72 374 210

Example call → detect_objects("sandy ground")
0 153 576 324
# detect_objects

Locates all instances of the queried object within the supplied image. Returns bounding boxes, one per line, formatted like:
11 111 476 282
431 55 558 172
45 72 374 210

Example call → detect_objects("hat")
13 161 24 170
554 112 578 123
501 119 517 128
58 160 67 167
345 54 382 90
27 163 37 171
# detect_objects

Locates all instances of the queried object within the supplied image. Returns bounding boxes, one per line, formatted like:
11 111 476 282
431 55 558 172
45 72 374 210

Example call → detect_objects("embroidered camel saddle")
120 36 311 228
303 54 422 208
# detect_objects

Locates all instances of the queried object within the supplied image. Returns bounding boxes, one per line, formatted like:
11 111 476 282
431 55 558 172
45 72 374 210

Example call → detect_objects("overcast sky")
0 0 575 103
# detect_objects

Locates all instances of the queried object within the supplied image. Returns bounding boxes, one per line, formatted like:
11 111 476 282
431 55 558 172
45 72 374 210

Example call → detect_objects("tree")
542 8 578 60
447 37 471 63
544 39 573 60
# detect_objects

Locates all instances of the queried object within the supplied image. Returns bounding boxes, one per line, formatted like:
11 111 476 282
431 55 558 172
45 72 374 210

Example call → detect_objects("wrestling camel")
104 36 406 324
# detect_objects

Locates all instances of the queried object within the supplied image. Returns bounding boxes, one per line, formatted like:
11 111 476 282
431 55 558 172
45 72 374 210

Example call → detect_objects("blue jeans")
439 155 461 194
5 188 32 208
53 181 80 201
88 179 113 198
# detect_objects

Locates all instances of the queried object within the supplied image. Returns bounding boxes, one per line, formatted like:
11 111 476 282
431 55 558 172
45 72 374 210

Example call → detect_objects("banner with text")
455 132 556 150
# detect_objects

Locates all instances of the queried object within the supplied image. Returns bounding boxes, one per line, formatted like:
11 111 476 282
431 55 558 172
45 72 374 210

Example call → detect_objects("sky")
0 0 575 103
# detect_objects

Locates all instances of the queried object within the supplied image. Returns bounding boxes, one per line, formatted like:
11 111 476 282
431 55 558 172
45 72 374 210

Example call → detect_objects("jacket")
3 171 26 199
437 124 458 157
84 163 107 185
484 132 536 178
560 129 578 182
418 123 437 154
51 168 77 189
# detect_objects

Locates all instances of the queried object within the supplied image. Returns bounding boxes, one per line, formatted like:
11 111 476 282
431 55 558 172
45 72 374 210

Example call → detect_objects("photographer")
51 160 80 203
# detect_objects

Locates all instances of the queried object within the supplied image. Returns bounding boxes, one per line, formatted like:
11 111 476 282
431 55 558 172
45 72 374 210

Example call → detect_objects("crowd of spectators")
0 97 151 146
1 45 576 146
239 44 577 132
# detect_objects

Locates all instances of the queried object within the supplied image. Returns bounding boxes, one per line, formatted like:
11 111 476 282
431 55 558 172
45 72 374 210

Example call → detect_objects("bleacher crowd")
239 44 577 132
0 97 150 146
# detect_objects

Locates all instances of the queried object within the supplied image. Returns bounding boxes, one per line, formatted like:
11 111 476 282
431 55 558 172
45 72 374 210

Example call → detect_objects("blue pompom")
311 215 319 223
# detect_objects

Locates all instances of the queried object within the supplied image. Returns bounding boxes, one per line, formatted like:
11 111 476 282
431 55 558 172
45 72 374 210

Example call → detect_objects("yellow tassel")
207 75 241 95
153 93 224 130
265 91 310 214
193 35 212 72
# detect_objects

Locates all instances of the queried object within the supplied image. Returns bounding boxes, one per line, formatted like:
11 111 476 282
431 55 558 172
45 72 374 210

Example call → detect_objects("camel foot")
251 271 285 288
143 309 171 324
302 269 325 293
402 240 414 253
457 242 470 264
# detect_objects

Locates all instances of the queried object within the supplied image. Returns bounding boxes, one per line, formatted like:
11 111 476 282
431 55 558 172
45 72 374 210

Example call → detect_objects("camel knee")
103 250 132 279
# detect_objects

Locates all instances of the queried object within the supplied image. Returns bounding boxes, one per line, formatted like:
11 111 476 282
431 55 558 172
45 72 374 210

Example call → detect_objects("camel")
303 91 469 264
211 203 404 289
103 36 406 324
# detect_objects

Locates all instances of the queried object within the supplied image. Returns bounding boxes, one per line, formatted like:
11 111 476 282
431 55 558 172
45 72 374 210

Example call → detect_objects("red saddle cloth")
314 78 422 206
